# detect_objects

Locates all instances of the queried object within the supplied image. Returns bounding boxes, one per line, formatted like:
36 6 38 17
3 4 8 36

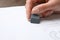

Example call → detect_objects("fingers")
26 0 56 20
25 0 46 20
40 10 54 17
25 0 33 20
32 0 55 14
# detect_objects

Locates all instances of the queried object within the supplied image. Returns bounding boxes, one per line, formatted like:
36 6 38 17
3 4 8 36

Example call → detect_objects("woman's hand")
25 0 60 20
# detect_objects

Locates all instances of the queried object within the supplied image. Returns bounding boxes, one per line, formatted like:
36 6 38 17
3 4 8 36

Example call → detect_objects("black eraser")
30 14 40 24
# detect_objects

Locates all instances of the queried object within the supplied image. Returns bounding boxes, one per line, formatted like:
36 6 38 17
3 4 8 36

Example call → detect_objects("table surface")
0 6 60 40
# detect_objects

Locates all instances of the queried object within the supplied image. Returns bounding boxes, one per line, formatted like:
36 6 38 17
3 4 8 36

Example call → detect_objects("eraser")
30 14 40 24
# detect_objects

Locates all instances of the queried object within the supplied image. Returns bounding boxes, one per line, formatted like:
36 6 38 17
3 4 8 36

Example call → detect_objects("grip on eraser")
30 14 40 24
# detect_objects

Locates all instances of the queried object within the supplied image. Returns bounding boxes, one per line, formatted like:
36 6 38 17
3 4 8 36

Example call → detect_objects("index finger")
25 0 33 20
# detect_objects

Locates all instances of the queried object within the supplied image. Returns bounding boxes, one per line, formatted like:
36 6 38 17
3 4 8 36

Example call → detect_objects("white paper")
0 6 60 40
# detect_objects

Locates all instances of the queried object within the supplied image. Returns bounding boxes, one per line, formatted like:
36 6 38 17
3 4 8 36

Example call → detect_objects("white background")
0 6 60 40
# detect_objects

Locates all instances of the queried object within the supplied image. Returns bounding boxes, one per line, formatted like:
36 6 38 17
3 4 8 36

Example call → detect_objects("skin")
25 0 60 20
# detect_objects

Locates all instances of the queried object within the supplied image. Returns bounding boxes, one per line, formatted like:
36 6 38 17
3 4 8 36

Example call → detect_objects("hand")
25 0 60 20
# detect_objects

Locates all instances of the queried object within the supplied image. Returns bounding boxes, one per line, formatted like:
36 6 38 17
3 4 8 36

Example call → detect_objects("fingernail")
32 8 40 14
32 8 36 13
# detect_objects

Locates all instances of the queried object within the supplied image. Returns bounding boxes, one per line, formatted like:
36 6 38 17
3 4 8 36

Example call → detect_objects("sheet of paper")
0 6 60 40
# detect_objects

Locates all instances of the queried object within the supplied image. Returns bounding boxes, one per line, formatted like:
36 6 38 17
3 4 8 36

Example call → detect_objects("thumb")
32 0 55 14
